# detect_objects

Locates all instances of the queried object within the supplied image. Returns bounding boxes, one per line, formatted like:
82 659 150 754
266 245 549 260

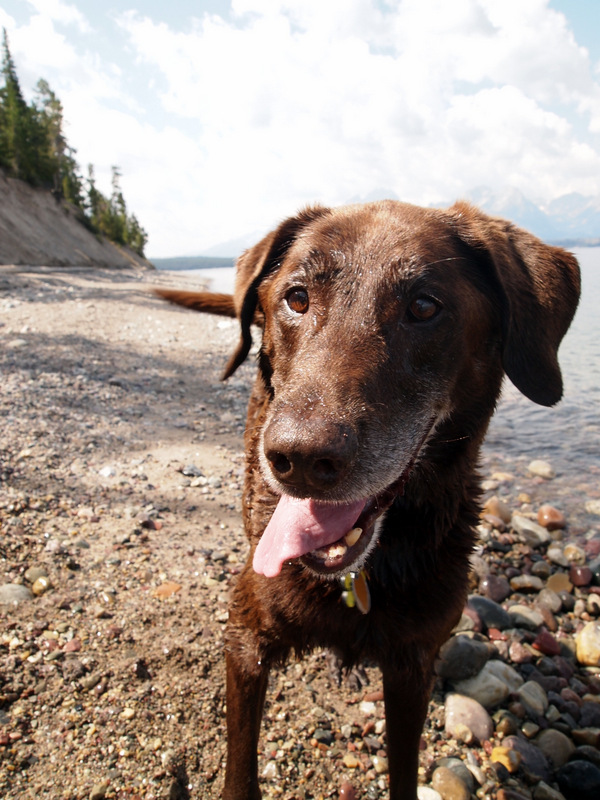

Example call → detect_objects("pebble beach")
1 265 600 800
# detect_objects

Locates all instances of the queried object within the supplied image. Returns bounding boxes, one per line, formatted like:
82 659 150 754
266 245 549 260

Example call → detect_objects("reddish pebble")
480 574 511 603
532 628 560 656
570 565 592 587
339 781 356 800
363 690 384 703
488 627 508 641
63 638 82 652
537 504 566 531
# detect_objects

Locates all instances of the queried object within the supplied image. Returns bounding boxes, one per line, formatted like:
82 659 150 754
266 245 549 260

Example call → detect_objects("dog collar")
340 569 371 614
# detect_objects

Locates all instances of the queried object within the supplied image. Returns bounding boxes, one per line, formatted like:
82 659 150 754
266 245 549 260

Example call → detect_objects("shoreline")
1 266 600 800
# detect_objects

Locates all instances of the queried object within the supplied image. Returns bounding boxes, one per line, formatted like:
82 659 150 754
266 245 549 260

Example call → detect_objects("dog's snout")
264 413 357 492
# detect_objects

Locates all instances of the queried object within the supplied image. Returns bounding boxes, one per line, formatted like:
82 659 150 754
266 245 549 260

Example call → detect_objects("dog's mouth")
252 468 412 579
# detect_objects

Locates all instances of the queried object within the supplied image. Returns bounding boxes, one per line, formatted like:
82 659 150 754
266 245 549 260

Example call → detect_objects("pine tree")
0 27 29 177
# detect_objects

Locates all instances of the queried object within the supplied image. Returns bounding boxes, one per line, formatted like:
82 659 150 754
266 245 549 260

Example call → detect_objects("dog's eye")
407 296 441 322
286 288 309 314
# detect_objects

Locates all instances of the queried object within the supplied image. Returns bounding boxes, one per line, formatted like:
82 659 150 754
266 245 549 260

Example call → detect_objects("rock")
417 789 442 800
89 781 110 800
0 583 34 605
435 758 474 794
485 660 524 692
371 755 388 774
528 460 556 479
517 681 549 718
435 635 491 681
563 543 586 565
547 546 570 568
339 781 357 800
467 595 511 630
491 746 521 773
508 604 544 631
24 565 49 583
570 565 592 587
533 782 567 800
431 766 470 800
452 663 511 709
532 629 560 657
556 760 600 800
576 621 600 666
479 574 511 603
537 505 566 531
444 693 493 743
510 574 544 593
152 581 182 599
535 728 576 768
585 500 600 516
482 496 512 524
32 576 53 596
342 753 360 768
580 702 600 728
511 514 551 547
503 735 552 783
537 588 563 614
531 560 552 579
547 572 573 593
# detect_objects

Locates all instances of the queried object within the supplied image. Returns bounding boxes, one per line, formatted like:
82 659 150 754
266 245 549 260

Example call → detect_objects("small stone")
343 753 360 769
537 588 563 614
510 574 544 593
508 604 544 631
528 460 555 479
467 595 511 630
533 781 568 800
121 707 135 720
503 735 552 783
547 546 570 568
535 728 575 768
479 574 511 603
556 760 600 800
32 576 53 596
564 543 586 565
586 500 600 517
531 560 552 579
371 755 388 774
152 581 182 599
24 566 49 583
445 693 493 743
570 565 592 587
417 789 442 800
517 680 549 718
436 758 475 793
452 664 510 709
435 635 491 681
262 760 278 780
482 496 512 524
99 465 117 478
89 781 110 800
511 514 551 547
547 572 573 593
532 629 560 657
491 746 521 773
339 781 357 800
431 766 470 800
485 660 524 692
537 505 566 531
577 621 600 666
0 583 34 605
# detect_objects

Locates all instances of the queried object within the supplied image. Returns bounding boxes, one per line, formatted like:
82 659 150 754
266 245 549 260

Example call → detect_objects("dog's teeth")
344 527 363 547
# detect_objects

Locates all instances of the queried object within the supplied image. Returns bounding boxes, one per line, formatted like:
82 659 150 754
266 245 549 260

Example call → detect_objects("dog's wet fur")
156 200 580 799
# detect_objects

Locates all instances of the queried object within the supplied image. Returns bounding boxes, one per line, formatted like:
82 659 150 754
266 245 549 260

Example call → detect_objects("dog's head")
223 201 580 577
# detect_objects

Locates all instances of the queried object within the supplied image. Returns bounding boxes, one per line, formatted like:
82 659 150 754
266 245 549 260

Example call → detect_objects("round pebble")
528 459 555 479
0 583 34 605
576 621 600 666
517 681 549 718
534 728 575 768
431 766 470 800
479 574 511 603
537 505 566 530
444 693 493 743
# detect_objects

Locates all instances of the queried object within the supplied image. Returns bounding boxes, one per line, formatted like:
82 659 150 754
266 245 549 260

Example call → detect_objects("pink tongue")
253 494 366 577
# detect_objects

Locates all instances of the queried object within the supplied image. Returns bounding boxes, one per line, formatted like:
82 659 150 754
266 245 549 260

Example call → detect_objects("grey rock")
0 583 34 605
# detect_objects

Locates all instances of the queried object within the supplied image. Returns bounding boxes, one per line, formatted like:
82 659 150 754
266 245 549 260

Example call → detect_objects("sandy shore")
1 266 600 800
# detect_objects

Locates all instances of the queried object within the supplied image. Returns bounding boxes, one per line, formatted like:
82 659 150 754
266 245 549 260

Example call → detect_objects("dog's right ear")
223 205 330 379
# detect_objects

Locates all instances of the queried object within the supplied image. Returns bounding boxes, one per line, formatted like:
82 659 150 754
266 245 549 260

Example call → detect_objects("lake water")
172 248 600 488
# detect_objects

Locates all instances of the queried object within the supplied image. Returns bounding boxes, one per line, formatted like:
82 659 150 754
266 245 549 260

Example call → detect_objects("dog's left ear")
448 201 581 406
223 205 330 379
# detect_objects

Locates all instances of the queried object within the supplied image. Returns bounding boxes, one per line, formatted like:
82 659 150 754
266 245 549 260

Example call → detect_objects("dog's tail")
154 288 236 318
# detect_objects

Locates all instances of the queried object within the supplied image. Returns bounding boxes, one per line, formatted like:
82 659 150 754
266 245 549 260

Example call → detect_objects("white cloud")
3 0 600 255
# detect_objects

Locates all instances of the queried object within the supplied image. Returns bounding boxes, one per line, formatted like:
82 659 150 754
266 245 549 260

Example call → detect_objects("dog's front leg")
382 664 433 800
223 623 270 800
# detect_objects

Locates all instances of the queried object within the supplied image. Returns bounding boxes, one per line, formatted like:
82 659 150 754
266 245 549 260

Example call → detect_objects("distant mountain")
454 186 600 243
152 255 234 270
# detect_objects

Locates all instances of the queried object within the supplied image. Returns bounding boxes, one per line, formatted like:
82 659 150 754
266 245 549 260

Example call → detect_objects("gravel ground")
1 266 600 800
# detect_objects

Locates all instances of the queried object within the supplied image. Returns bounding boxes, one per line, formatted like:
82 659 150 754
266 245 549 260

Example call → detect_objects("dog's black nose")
263 413 357 492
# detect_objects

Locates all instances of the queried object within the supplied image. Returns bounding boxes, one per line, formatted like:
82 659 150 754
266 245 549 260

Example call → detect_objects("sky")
1 0 600 258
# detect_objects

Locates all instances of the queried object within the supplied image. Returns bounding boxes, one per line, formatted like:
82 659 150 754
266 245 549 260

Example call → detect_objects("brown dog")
156 200 580 800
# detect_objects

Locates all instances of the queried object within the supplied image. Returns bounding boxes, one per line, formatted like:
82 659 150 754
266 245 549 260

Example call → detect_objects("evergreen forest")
0 29 148 257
